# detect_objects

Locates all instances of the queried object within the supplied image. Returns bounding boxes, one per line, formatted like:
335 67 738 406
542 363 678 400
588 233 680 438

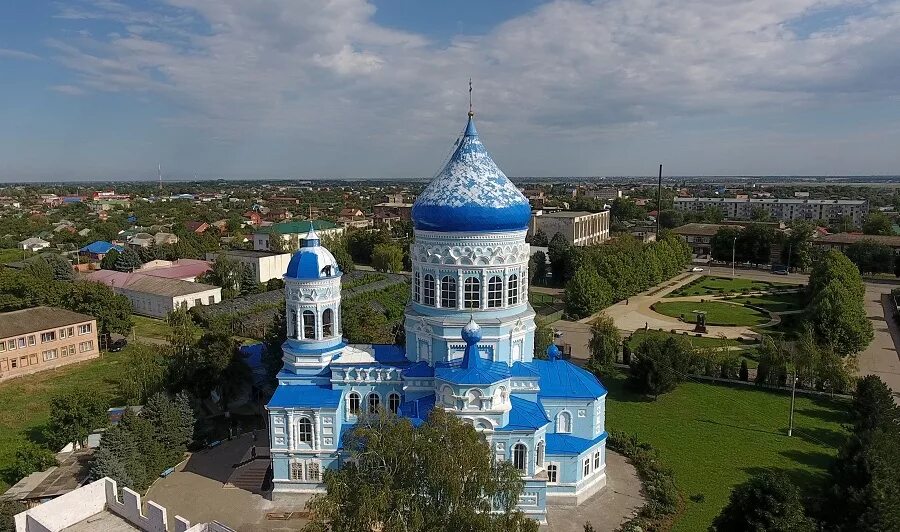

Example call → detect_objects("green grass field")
626 329 754 350
0 248 34 265
0 350 131 491
730 292 807 313
604 373 849 531
652 300 771 326
668 276 799 297
132 315 172 341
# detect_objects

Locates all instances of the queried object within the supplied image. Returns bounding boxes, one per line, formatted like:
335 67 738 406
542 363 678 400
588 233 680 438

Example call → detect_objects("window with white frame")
302 310 316 339
290 461 304 480
40 332 56 343
547 463 558 483
347 392 361 415
513 443 527 472
536 440 545 467
464 277 481 309
507 274 519 305
557 411 572 433
42 349 58 361
17 337 26 348
413 271 421 302
583 458 591 477
487 276 502 308
306 461 320 481
297 418 312 443
423 274 436 306
440 276 457 308
322 309 334 337
388 392 401 414
367 392 380 414
593 450 600 470
78 324 91 334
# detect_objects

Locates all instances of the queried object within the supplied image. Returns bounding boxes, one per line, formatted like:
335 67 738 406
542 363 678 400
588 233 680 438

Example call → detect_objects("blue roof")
435 359 510 385
510 361 539 378
545 432 608 455
528 359 607 399
498 396 550 431
80 241 122 254
411 116 531 233
402 361 434 378
397 394 436 427
371 344 407 364
267 384 343 408
285 228 340 280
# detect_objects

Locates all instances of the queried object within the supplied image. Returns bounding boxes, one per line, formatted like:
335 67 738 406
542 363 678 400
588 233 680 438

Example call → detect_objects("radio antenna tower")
158 163 163 192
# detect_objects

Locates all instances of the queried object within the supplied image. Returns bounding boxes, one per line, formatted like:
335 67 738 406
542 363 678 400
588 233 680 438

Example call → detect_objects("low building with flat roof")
674 197 867 227
811 232 900 254
206 249 292 283
0 307 99 382
84 271 221 318
530 210 610 246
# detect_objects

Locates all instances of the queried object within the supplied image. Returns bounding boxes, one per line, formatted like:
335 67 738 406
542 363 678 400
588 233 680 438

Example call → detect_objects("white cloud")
40 0 900 175
0 48 40 61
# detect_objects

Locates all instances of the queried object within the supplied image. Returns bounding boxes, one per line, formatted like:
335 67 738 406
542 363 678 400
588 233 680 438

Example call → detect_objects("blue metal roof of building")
545 432 608 455
80 241 122 254
402 361 435 378
434 359 510 385
411 116 531 233
397 394 436 427
528 359 607 400
267 384 343 408
498 396 550 431
371 344 407 364
284 228 340 280
510 361 539 378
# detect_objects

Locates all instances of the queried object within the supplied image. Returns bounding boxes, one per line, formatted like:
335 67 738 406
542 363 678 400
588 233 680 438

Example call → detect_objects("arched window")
513 443 527 472
322 308 334 337
388 392 401 414
547 463 558 483
487 276 503 308
297 418 312 443
440 276 457 308
464 277 481 309
498 386 508 404
367 392 380 414
557 411 572 433
507 274 519 305
347 392 360 415
536 440 545 467
441 386 454 406
302 310 316 340
423 274 436 306
413 271 420 302
465 389 482 410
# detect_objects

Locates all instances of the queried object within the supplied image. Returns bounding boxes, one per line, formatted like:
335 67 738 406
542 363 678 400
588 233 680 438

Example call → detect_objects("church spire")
468 78 474 118
460 315 483 369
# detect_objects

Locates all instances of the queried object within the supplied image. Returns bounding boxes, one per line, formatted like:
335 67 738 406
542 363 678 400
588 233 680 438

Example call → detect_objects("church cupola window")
297 417 312 443
413 272 421 302
507 274 519 305
347 392 361 415
465 389 483 410
464 277 481 309
367 392 380 414
423 274 436 306
487 276 503 308
513 443 527 472
441 276 457 308
322 308 334 337
536 440 545 467
302 310 316 340
388 392 401 414
557 411 572 433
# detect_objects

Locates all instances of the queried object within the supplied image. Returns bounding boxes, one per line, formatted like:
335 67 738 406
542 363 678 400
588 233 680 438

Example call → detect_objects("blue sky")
0 0 899 181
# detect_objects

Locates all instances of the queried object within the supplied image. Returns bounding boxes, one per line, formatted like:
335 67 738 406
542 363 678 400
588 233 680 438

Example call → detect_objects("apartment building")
530 210 611 246
0 307 99 382
674 197 867 227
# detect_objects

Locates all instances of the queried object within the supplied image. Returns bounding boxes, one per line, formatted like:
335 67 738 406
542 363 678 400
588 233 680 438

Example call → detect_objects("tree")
657 209 683 229
845 239 895 275
45 389 107 450
611 197 645 222
754 335 789 387
808 250 865 303
303 408 538 532
341 299 393 344
119 343 171 404
702 205 724 223
737 224 776 266
780 221 815 271
739 359 749 381
587 313 620 375
1 500 25 532
710 227 742 262
628 335 692 397
239 264 261 296
100 248 120 270
531 230 549 247
113 247 142 272
863 211 894 236
530 251 548 285
199 253 242 298
44 254 74 281
167 306 199 358
564 267 612 319
141 393 195 457
268 230 288 252
371 243 403 273
5 442 57 483
547 233 572 284
67 281 133 341
850 375 899 434
170 326 240 403
750 205 772 222
331 246 355 274
534 321 553 360
807 281 873 356
711 472 814 531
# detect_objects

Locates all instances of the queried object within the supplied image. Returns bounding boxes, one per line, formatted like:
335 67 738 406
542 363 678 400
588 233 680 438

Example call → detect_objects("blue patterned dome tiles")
411 116 531 233
285 228 341 280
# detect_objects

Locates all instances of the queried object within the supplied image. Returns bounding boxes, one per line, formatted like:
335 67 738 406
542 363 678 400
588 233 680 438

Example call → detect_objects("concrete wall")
0 320 99 382
122 287 221 318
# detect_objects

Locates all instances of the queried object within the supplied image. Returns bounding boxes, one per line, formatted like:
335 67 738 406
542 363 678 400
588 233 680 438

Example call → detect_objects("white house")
84 270 222 318
205 250 292 284
19 238 50 252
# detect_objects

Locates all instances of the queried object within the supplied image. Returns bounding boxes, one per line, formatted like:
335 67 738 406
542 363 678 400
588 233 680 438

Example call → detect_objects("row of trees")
712 375 900 531
561 235 692 319
709 221 816 270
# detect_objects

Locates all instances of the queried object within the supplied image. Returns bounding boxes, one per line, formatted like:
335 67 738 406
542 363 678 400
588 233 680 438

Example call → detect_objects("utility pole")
787 243 793 272
655 164 662 241
732 236 737 278
788 368 798 437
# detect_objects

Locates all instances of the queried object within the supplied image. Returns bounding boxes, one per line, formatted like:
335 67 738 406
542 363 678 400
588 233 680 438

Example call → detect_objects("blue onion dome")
546 344 560 361
411 116 532 232
285 227 340 280
461 315 483 345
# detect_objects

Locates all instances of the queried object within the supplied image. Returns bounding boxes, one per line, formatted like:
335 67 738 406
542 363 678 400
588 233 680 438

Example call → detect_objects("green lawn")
754 312 808 340
626 329 754 350
604 373 849 531
730 292 807 313
0 350 131 491
0 248 34 265
652 300 771 326
132 315 172 340
668 276 799 297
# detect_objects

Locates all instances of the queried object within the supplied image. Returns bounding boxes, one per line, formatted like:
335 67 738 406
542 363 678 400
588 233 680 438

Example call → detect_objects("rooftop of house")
84 270 220 297
671 223 742 237
0 306 95 340
814 232 900 247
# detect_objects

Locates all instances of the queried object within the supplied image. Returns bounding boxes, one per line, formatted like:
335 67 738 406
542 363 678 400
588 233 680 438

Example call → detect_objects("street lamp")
731 236 737 278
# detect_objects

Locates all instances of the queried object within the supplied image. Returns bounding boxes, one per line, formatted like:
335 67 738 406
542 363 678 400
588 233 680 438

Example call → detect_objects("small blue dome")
412 116 531 233
285 229 340 280
546 344 560 361
461 316 482 345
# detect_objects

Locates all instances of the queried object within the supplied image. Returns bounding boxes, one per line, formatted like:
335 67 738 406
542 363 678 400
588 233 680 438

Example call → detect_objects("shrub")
609 431 681 531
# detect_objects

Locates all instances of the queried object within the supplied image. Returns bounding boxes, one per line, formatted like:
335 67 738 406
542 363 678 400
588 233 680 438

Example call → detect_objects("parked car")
691 267 704 272
109 338 128 352
773 269 788 275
